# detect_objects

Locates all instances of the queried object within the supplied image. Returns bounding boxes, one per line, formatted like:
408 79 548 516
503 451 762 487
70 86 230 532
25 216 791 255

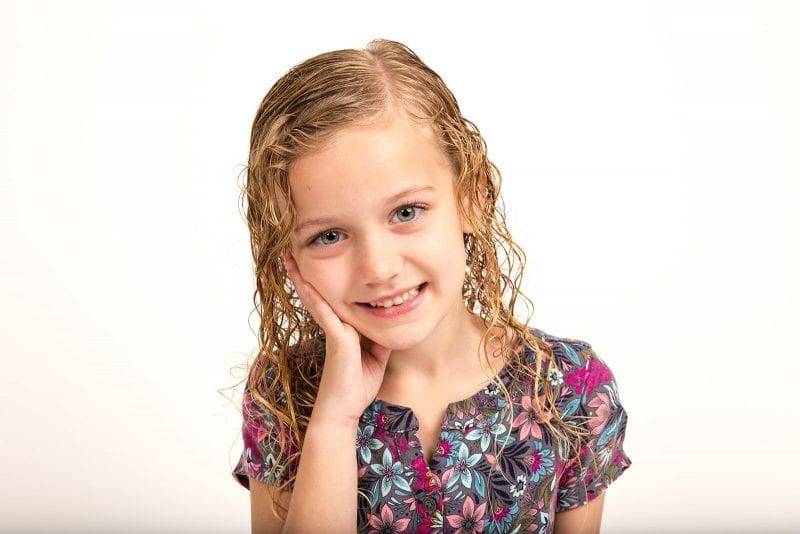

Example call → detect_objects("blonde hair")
237 38 596 522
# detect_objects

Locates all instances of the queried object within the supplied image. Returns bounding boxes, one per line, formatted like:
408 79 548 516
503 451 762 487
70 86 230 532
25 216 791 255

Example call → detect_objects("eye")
306 202 429 248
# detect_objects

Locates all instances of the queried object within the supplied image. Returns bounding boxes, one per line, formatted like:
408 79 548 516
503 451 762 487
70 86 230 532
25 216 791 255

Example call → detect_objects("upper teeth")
369 286 420 307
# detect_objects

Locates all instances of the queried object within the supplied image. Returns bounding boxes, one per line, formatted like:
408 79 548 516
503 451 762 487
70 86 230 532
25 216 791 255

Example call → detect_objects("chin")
356 322 430 350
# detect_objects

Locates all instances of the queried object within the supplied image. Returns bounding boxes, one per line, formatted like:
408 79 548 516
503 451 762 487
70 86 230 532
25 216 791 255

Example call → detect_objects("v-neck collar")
361 338 537 433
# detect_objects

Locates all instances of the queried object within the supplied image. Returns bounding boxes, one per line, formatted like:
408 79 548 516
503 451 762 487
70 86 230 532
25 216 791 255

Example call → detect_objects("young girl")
232 39 632 534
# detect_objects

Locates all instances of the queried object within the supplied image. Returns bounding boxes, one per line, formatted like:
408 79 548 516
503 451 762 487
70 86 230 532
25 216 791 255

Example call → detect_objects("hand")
281 250 393 427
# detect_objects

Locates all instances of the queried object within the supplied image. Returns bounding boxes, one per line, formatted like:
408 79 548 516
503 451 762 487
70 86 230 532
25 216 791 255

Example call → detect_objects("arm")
249 479 292 534
278 413 359 534
553 491 606 534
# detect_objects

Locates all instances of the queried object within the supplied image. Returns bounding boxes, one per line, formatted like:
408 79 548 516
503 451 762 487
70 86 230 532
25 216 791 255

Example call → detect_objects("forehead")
288 120 452 215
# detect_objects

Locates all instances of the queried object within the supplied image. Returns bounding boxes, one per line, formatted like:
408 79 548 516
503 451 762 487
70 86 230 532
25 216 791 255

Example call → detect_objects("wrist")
309 407 360 432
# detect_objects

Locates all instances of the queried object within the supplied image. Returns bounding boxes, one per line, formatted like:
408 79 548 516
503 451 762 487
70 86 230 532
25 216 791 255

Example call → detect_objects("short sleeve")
554 338 632 512
231 389 298 492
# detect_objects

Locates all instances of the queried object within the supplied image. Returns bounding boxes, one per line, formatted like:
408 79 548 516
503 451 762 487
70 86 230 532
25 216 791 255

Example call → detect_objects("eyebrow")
294 185 435 234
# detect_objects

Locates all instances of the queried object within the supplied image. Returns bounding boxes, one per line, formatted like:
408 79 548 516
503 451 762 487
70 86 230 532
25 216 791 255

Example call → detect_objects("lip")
356 282 427 318
357 283 425 305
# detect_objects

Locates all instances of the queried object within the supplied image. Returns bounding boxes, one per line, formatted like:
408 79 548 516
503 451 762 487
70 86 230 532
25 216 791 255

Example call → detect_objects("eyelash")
306 202 430 248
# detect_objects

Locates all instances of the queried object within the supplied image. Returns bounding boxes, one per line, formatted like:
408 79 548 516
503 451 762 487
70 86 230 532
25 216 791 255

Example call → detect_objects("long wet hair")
237 38 596 522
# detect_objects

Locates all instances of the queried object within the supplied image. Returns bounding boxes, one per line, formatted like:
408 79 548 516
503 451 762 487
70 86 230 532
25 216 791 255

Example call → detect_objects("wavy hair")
237 38 596 522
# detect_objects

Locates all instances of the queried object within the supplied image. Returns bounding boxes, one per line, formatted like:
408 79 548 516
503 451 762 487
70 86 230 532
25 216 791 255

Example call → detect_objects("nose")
355 231 404 284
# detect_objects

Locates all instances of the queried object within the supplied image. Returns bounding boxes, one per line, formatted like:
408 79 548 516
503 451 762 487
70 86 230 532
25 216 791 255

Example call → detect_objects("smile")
356 282 428 318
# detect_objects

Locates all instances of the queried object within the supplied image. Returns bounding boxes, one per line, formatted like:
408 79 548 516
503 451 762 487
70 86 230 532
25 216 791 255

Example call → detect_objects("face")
287 116 474 349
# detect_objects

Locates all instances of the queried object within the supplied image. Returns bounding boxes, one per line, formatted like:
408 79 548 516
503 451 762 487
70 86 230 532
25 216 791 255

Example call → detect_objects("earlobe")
461 217 475 235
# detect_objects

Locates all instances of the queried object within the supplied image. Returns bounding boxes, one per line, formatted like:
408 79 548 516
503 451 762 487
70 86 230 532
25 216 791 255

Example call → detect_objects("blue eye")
307 202 429 248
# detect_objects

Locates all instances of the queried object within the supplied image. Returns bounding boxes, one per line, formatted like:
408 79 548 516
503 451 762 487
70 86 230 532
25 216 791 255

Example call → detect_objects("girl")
232 39 632 534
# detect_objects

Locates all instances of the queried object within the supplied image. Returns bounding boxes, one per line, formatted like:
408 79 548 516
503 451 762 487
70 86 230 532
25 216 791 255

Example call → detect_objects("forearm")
281 411 358 534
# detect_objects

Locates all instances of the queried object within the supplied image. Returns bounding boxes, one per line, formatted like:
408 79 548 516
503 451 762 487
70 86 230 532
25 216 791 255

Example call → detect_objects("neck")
383 301 510 384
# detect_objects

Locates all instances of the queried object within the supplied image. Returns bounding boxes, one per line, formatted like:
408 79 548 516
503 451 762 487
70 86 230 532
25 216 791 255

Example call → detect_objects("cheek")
416 218 464 257
414 231 468 282
301 263 350 304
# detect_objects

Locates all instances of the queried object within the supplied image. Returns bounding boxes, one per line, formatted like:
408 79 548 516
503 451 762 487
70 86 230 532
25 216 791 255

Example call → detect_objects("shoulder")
528 326 598 380
528 327 626 420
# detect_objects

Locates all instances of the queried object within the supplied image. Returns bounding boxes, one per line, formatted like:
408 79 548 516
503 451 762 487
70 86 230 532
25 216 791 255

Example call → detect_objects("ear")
460 211 476 235
459 190 482 235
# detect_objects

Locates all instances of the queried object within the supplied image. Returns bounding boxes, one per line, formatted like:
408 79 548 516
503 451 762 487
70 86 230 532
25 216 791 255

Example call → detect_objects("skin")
284 112 607 530
286 113 505 384
553 492 606 533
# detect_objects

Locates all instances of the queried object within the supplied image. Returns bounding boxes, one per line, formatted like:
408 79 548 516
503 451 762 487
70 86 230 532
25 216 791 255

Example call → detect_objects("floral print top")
232 327 632 533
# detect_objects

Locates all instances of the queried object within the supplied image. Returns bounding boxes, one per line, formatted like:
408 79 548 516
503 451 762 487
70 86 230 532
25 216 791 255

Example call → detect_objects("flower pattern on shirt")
232 327 632 533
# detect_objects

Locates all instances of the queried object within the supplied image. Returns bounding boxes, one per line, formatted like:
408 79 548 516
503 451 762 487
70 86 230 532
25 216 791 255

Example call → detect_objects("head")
283 111 480 351
238 38 590 519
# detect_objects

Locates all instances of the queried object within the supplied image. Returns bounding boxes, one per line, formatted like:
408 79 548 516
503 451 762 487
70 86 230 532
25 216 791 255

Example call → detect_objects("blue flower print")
528 441 555 483
232 327 633 534
485 501 520 534
445 441 483 491
438 430 463 467
355 424 383 464
465 411 508 452
371 448 412 497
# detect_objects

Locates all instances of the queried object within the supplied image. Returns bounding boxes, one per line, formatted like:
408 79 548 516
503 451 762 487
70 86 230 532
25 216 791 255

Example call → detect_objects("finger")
281 253 345 336
282 253 301 289
297 279 343 333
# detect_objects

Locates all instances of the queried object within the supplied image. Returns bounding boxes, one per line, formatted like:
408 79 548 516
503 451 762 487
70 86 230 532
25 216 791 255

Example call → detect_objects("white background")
2 1 798 532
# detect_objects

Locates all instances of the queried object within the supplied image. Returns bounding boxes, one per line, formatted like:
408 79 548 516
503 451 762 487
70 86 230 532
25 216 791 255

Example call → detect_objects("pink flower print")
375 410 387 433
402 494 419 512
425 469 441 493
564 368 589 395
564 358 612 396
410 465 427 494
416 513 434 534
255 424 270 444
439 435 454 459
389 434 411 459
414 501 433 534
585 359 613 396
410 456 440 493
368 503 411 533
512 395 543 440
528 442 556 483
491 506 510 523
242 447 261 476
587 391 611 436
446 496 487 533
612 437 631 468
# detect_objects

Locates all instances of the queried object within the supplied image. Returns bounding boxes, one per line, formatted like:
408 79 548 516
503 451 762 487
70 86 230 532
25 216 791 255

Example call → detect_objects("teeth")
368 285 421 308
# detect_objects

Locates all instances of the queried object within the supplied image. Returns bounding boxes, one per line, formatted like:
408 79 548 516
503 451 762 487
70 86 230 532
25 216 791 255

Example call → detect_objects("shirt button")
421 492 438 515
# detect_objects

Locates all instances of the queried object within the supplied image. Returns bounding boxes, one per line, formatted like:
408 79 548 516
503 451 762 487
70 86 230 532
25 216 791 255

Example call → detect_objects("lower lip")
357 282 428 318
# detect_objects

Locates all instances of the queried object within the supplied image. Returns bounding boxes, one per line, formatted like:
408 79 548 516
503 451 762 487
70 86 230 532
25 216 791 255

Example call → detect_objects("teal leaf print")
558 341 583 367
597 415 620 448
561 397 581 417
